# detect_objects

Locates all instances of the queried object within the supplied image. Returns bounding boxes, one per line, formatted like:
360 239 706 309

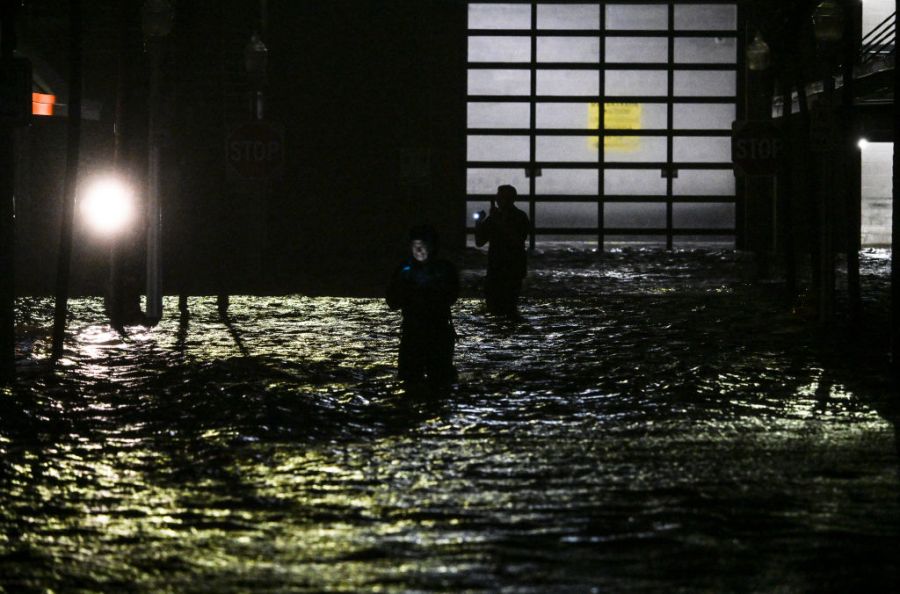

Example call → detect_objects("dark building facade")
14 0 467 296
10 0 894 305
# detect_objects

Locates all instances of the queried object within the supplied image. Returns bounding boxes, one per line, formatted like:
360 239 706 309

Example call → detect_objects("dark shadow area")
219 312 250 359
175 309 189 356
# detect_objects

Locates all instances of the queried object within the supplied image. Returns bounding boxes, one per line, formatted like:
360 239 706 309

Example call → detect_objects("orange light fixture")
32 92 56 116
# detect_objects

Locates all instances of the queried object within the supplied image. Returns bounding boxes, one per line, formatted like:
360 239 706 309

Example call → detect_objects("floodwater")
2 248 899 593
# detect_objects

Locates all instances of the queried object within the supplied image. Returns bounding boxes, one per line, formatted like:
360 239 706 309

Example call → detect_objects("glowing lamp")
32 93 56 116
857 138 868 149
80 177 135 235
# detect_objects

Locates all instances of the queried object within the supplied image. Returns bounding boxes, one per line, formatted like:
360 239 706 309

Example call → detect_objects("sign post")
809 98 838 153
223 121 282 300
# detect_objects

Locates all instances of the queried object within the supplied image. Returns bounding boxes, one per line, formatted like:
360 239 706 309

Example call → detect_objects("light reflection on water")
2 249 899 592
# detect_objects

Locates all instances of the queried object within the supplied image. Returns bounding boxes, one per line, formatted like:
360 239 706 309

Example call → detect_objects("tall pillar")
141 0 174 323
51 0 83 363
842 1 862 321
145 39 163 322
0 1 29 381
891 0 900 371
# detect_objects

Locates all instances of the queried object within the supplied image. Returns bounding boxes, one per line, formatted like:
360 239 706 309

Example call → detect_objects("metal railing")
859 11 895 69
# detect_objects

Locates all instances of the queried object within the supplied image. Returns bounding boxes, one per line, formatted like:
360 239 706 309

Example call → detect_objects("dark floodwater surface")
2 249 899 593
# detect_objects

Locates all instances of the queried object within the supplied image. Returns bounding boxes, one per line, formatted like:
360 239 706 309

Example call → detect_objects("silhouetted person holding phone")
387 225 459 385
474 184 530 315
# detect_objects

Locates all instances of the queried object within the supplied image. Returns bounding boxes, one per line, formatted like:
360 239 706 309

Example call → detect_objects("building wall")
264 1 468 292
172 0 468 294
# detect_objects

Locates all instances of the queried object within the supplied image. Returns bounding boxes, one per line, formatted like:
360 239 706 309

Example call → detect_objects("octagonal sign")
731 120 783 176
226 121 284 180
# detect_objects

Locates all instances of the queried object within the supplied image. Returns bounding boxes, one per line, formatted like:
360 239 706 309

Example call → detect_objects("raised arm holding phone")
474 185 531 316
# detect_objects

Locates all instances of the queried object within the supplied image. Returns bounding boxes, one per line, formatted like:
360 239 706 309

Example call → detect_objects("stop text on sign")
226 121 284 180
731 120 783 176
229 140 281 162
733 137 782 160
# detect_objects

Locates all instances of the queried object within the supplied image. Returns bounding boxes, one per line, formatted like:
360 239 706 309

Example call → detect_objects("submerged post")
141 0 174 324
842 1 862 321
812 0 845 325
780 74 797 302
892 0 900 372
145 39 162 322
0 112 13 383
0 2 27 382
51 0 83 363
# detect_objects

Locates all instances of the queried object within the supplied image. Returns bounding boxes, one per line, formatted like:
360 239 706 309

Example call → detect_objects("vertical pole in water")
796 79 819 296
780 74 797 302
843 1 862 321
891 0 900 373
51 0 83 363
145 39 163 323
819 63 836 326
108 0 128 329
0 119 13 383
0 2 20 383
528 2 536 251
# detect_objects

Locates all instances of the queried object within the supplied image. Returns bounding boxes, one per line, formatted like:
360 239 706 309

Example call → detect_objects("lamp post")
745 31 798 301
50 0 83 364
0 1 27 380
747 31 801 302
244 33 267 121
742 29 778 274
840 1 861 323
744 30 772 254
893 0 900 372
141 0 173 323
812 0 844 324
246 32 268 293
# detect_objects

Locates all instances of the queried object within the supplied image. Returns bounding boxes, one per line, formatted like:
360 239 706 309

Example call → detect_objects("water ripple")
2 249 899 592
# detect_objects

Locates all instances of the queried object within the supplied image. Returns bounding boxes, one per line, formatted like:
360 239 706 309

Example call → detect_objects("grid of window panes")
466 2 740 248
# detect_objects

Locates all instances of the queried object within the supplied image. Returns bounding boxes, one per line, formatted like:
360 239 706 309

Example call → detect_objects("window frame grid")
466 1 741 248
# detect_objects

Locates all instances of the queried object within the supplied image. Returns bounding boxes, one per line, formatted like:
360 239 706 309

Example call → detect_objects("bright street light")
857 138 869 150
80 176 135 235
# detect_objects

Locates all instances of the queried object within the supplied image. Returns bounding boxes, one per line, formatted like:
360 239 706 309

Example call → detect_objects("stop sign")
731 120 783 176
226 121 284 179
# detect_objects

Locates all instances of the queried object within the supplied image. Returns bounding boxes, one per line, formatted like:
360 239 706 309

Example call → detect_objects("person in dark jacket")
474 184 531 315
386 225 459 384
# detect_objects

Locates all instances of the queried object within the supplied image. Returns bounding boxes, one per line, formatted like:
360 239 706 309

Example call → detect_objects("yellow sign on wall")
588 102 642 151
